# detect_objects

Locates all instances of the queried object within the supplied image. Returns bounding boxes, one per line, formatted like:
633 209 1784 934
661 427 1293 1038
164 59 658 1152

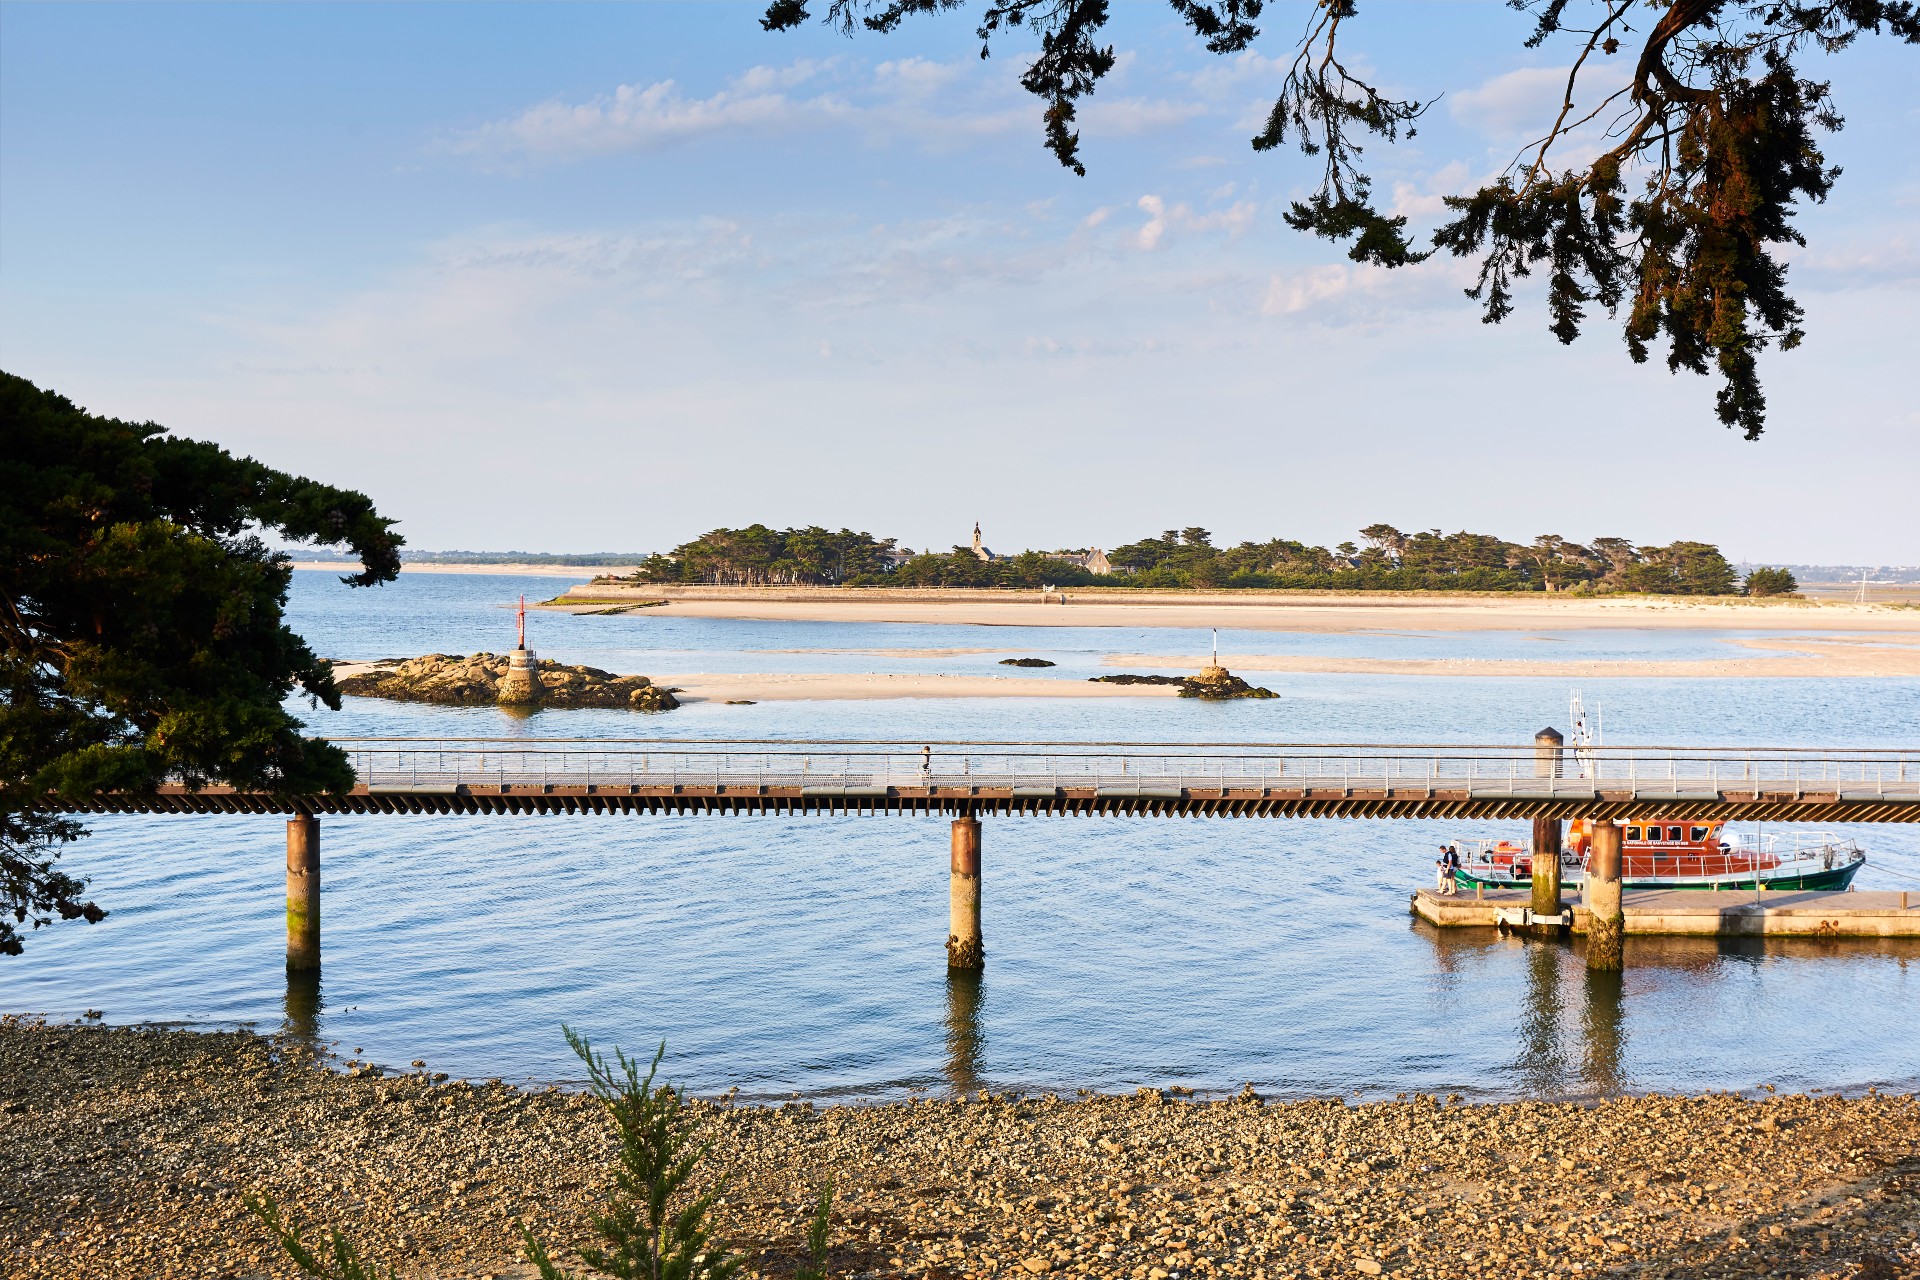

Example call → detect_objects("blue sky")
3 2 1915 561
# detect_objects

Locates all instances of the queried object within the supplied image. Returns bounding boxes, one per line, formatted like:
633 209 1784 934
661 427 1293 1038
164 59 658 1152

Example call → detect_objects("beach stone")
7 1017 1915 1280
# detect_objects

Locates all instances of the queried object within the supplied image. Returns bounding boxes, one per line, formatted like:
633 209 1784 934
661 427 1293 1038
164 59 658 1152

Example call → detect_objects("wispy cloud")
1449 61 1633 141
450 56 1034 164
453 57 1211 165
451 63 845 160
1134 194 1256 250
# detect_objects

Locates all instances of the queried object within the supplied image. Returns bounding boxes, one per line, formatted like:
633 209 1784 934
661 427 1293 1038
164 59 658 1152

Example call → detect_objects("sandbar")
1109 636 1920 679
652 672 1173 703
327 661 1168 702
539 583 1920 635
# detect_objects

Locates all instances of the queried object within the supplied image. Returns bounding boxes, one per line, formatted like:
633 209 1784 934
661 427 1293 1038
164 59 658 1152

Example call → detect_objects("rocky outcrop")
337 653 679 711
1089 668 1278 698
1178 664 1278 700
998 658 1056 668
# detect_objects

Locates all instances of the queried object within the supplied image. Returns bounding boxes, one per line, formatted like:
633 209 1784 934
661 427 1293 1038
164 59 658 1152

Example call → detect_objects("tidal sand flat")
534 584 1920 637
1105 636 1920 680
6 1021 1915 1280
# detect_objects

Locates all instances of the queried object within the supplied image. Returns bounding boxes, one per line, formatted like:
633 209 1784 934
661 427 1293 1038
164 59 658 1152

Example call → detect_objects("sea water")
5 571 1916 1100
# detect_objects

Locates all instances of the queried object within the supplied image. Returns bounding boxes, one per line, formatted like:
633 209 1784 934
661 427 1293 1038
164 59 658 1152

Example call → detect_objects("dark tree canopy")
0 372 402 954
763 0 1920 439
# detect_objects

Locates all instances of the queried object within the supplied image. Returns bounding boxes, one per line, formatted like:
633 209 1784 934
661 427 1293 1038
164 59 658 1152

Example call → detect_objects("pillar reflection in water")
282 969 324 1047
943 969 984 1096
1581 968 1627 1093
1514 941 1630 1096
1514 939 1571 1095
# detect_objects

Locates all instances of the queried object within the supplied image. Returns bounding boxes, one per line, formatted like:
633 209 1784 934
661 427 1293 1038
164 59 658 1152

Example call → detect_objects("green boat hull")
1453 860 1864 894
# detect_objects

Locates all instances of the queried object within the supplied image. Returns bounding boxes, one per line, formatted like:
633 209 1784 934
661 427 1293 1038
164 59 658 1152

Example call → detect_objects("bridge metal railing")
327 738 1920 801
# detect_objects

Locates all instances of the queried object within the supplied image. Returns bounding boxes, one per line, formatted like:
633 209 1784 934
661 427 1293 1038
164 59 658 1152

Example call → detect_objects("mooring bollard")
286 815 321 972
947 816 983 970
1586 818 1623 971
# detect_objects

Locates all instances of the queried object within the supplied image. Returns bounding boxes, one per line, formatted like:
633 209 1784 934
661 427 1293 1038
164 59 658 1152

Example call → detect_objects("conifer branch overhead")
761 0 1920 437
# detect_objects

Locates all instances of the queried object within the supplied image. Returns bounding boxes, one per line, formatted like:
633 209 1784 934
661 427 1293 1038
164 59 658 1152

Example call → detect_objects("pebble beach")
4 1019 1915 1280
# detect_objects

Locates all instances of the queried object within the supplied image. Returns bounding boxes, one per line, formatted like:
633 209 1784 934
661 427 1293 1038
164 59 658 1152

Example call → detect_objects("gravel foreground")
3 1019 1916 1280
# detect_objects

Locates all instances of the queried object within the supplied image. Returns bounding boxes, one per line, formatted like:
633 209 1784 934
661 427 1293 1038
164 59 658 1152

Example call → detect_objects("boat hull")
1453 860 1864 894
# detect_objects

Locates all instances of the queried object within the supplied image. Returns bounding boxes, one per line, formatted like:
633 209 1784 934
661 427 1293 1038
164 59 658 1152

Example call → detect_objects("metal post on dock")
947 816 984 971
1534 726 1565 779
286 815 321 972
1586 819 1623 971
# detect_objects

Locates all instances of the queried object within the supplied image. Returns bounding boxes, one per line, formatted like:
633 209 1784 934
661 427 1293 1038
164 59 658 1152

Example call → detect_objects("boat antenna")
1568 689 1599 778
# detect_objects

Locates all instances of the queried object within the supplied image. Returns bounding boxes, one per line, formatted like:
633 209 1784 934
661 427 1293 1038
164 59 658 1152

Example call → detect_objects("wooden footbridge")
66 737 1920 821
56 736 1920 973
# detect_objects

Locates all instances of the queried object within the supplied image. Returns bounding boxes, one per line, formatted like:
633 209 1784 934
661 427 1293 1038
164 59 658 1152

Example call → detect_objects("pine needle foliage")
521 1028 743 1280
795 1180 835 1280
245 1193 404 1280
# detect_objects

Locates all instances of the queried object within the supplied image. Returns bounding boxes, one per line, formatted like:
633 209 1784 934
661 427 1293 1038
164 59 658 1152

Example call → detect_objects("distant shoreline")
293 560 642 578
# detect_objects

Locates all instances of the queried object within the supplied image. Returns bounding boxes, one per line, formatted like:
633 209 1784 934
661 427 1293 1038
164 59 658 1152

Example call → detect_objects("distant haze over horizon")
6 6 1915 562
382 546 1920 582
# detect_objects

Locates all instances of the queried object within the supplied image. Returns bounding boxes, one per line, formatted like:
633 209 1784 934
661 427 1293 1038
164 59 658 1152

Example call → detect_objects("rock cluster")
1089 670 1278 699
1177 666 1278 701
1000 659 1058 668
5 1018 1915 1280
338 654 679 711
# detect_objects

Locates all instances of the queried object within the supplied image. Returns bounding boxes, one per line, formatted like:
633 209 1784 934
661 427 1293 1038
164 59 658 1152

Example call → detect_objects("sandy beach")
325 662 1181 703
7 1020 1915 1280
326 629 1920 704
1107 636 1920 681
535 584 1920 636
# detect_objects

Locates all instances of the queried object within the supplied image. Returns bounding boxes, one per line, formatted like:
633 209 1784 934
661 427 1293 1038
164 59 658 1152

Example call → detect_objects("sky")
3 2 1916 562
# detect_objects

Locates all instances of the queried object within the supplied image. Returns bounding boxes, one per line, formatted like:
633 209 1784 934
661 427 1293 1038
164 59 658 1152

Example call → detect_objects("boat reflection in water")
1415 925 1919 1098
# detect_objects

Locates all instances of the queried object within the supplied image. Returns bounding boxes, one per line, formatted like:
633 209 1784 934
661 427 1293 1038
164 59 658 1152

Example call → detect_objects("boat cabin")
1568 819 1729 858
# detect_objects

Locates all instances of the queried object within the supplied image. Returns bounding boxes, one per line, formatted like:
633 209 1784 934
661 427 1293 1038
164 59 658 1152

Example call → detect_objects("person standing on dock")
1436 845 1453 894
1443 844 1462 894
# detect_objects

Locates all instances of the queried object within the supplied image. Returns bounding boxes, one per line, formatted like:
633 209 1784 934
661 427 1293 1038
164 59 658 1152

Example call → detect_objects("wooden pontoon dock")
1411 886 1920 938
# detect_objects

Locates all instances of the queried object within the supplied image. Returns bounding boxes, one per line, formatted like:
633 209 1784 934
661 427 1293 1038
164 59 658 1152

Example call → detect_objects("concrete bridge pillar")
286 815 321 971
947 816 983 971
1586 819 1624 971
1530 816 1564 934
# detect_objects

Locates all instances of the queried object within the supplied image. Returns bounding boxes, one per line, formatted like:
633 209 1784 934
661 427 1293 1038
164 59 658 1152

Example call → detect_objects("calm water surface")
6 572 1917 1100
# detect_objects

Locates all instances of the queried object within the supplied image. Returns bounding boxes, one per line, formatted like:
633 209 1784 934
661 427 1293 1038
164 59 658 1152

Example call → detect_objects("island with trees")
617 523 1767 596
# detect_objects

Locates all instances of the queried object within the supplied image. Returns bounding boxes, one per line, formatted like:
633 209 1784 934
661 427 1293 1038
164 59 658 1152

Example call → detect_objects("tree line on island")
630 524 1795 597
